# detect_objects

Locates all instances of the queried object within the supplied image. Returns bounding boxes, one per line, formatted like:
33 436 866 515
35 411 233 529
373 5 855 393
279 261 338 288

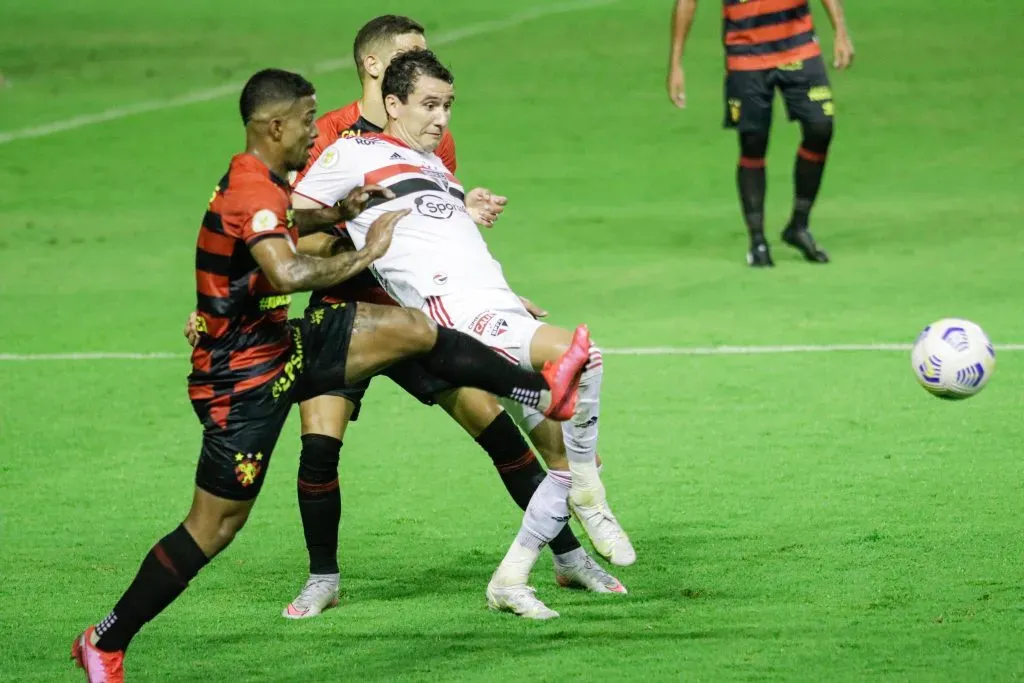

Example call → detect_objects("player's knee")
298 433 342 483
739 131 769 160
801 121 833 154
185 505 251 556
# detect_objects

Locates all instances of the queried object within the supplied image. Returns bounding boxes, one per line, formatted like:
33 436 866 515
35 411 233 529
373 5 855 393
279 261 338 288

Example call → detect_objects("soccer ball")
911 318 996 399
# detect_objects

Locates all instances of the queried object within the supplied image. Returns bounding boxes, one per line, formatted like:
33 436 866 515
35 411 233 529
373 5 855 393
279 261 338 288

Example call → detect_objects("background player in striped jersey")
294 49 633 619
72 68 592 682
667 0 854 266
281 15 630 617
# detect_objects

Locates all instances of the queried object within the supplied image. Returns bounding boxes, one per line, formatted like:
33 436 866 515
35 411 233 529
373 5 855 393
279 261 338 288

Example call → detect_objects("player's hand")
183 311 200 348
363 209 410 260
466 187 508 228
519 295 548 319
667 64 686 108
337 184 396 221
833 32 855 70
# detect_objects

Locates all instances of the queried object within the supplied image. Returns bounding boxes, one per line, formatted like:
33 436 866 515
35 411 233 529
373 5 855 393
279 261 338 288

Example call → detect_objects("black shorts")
307 305 453 420
724 55 834 133
191 302 357 500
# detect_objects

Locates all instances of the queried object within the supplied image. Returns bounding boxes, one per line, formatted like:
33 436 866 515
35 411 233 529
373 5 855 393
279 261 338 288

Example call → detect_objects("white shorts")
422 291 548 433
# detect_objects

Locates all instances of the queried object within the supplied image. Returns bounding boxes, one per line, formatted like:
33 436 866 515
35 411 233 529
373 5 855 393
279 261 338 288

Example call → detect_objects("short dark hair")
353 15 426 77
239 69 315 124
382 48 454 104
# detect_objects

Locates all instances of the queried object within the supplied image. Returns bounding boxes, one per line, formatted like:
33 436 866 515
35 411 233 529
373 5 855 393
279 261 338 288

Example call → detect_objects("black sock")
297 434 342 575
95 524 209 652
420 327 548 407
737 131 770 245
790 121 833 230
475 412 582 556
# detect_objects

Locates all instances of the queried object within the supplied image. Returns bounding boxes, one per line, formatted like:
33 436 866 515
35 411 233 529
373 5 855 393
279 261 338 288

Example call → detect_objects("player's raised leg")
337 304 589 420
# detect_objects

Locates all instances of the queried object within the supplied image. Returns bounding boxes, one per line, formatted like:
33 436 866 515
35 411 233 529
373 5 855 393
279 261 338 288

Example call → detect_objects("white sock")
563 347 603 490
493 470 572 585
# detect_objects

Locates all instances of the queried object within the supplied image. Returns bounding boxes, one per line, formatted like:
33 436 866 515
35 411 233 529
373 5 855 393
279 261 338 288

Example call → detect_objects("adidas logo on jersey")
389 152 405 161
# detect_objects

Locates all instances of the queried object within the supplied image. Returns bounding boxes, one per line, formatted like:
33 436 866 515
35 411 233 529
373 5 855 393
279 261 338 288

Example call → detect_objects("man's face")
280 95 318 171
386 76 453 153
366 32 427 79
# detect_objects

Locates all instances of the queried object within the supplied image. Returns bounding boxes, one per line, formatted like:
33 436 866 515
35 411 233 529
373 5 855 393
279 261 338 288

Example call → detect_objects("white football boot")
282 574 340 619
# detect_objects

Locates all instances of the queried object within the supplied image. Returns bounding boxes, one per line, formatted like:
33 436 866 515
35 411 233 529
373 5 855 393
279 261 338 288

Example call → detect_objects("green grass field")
2 0 1023 680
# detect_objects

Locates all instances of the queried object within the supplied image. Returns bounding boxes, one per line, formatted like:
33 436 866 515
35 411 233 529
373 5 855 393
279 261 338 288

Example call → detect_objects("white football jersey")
293 134 514 309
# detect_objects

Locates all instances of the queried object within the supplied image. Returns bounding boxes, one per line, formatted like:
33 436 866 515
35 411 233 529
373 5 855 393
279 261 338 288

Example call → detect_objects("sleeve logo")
319 148 339 168
251 208 279 233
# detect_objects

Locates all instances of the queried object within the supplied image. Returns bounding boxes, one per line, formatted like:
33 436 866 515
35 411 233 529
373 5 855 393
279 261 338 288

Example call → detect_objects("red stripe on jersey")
208 394 231 429
364 163 429 187
197 226 235 256
433 297 455 327
188 383 215 401
197 270 230 299
229 342 290 371
723 0 807 21
233 363 286 394
725 14 813 46
727 41 821 71
192 346 212 373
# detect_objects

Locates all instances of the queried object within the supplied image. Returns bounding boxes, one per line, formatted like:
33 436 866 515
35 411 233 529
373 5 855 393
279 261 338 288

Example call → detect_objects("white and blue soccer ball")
911 318 996 399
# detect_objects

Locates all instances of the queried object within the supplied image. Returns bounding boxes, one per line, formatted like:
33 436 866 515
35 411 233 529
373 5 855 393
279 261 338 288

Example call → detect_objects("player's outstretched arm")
251 209 408 294
819 0 854 69
667 0 698 108
292 184 396 237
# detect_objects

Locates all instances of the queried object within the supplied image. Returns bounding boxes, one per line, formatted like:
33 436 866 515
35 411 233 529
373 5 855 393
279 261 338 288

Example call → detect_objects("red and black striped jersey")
188 153 297 403
296 100 458 308
722 0 822 71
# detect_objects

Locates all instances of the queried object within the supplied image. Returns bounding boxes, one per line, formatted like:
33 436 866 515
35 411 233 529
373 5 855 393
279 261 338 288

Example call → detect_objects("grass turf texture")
1 0 1022 680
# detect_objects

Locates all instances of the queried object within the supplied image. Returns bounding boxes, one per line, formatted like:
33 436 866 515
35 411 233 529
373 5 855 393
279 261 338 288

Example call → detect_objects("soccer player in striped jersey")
294 49 634 619
667 0 854 266
71 68 591 681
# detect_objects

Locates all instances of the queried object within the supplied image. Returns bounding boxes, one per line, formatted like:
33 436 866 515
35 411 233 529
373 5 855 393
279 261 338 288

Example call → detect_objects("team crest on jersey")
490 319 509 337
234 452 264 487
421 166 450 191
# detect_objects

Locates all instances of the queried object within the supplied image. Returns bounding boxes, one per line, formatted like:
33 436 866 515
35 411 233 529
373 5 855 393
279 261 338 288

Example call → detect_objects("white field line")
0 0 619 145
2 344 1023 362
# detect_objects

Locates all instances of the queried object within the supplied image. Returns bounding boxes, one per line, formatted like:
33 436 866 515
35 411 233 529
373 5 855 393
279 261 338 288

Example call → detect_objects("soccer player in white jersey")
292 48 633 618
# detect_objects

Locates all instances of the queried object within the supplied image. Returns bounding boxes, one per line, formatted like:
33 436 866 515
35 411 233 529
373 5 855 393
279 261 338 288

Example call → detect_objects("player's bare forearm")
254 238 375 294
668 0 698 65
819 0 850 36
293 207 344 237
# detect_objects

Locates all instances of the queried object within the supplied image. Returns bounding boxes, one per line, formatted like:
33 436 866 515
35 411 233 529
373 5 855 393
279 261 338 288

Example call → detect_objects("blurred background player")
666 0 854 266
284 15 628 617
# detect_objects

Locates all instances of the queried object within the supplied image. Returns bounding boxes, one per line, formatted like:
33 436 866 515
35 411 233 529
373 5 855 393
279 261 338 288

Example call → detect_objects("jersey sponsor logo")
353 137 376 146
415 193 461 220
471 311 495 335
340 129 364 139
234 452 264 487
271 330 304 400
807 86 832 102
251 208 279 233
490 318 509 336
258 294 292 311
728 98 742 123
